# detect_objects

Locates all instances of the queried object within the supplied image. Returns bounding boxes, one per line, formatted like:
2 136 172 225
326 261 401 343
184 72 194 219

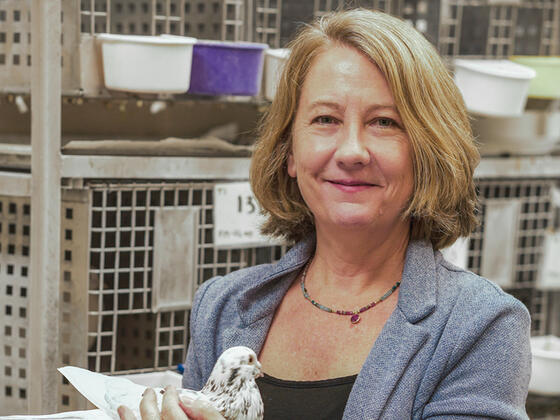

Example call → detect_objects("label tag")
214 182 281 248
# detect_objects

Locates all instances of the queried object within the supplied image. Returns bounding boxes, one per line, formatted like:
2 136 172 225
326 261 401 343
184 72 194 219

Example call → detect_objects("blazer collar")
233 237 439 419
237 236 437 327
397 239 437 323
237 235 315 326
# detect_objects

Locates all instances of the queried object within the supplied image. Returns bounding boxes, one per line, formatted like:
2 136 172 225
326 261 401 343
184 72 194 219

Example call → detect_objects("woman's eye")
374 118 397 128
372 118 399 128
313 116 336 125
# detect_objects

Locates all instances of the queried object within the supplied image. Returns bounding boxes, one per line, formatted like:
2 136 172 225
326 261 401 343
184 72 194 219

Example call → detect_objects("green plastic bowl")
509 56 560 99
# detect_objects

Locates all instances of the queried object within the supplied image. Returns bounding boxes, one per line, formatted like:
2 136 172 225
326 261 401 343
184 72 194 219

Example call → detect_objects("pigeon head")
200 346 264 420
206 346 263 388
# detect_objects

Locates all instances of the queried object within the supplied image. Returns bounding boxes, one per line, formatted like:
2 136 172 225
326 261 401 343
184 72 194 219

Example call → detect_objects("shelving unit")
0 0 559 417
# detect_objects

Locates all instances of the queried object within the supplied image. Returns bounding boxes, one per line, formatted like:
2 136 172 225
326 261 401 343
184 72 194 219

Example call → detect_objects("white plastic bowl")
454 59 536 117
97 34 196 93
118 370 183 388
264 48 290 101
472 111 560 155
529 335 560 396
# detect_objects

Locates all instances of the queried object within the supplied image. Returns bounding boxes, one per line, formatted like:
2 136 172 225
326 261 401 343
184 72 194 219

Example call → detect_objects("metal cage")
0 174 288 414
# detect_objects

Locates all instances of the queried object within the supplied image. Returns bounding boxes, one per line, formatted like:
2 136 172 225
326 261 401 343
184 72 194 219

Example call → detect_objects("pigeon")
186 346 264 420
58 346 264 420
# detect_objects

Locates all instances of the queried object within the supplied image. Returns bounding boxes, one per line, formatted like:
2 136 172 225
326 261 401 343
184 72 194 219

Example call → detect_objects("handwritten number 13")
238 195 257 214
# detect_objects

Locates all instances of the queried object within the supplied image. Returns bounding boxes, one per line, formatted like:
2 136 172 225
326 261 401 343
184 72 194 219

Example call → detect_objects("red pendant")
350 314 360 324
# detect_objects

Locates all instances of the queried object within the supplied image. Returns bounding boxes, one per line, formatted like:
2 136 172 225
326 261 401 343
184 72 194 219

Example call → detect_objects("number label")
214 182 278 247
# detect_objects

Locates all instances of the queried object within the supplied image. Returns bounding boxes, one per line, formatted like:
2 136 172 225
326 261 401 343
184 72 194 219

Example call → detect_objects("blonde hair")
250 8 480 250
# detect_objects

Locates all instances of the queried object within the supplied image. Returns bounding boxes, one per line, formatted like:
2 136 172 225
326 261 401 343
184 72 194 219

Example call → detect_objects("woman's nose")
334 125 371 167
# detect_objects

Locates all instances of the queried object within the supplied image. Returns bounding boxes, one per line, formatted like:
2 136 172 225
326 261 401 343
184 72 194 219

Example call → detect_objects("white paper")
0 368 190 420
0 409 108 419
58 366 148 419
52 367 196 420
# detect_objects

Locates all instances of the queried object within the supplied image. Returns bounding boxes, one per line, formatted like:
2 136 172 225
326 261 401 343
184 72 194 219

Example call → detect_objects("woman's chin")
324 212 378 230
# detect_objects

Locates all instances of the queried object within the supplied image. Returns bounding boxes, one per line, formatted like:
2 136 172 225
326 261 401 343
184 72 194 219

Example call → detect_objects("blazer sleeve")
182 276 220 390
421 294 532 420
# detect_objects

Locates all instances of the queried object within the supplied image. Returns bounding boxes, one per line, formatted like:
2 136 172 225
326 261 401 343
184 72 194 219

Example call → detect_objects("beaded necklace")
300 261 401 325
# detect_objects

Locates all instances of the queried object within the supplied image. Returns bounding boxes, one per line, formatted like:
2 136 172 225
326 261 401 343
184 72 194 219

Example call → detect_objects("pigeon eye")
248 355 254 364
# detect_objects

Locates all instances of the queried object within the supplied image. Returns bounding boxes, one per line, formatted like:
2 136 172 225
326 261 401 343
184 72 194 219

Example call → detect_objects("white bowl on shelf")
264 48 290 101
454 59 536 117
472 110 560 156
529 335 560 396
97 34 197 93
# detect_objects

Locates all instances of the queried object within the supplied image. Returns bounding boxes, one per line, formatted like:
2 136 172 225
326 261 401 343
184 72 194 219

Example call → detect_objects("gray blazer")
183 237 531 419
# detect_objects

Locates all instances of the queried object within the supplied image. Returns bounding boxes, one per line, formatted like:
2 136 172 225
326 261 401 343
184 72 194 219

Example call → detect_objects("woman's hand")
117 386 226 420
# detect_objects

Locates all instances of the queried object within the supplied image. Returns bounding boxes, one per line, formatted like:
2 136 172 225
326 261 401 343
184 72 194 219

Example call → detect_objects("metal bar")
475 157 560 178
152 0 157 35
0 172 32 197
90 0 95 34
180 0 185 36
61 156 252 179
107 0 111 34
29 0 62 414
153 15 182 22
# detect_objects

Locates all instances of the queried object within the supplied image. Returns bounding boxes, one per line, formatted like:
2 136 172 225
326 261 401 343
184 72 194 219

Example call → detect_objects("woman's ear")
287 153 296 178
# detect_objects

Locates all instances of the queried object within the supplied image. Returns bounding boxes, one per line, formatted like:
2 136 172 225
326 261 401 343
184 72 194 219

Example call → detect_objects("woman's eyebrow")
365 104 399 114
307 101 398 114
307 100 344 112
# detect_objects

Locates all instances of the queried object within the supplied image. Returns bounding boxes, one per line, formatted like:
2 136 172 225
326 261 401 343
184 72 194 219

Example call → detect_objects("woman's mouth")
327 179 377 192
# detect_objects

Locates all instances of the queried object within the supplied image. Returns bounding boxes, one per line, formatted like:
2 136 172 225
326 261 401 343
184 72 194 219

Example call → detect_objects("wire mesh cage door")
79 181 286 403
469 179 557 336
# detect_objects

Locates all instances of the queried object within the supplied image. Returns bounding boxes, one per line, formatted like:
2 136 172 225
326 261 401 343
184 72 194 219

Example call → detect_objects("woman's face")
287 45 414 235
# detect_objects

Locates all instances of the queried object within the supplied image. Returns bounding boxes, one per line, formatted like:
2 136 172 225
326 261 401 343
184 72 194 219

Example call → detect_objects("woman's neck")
309 221 410 294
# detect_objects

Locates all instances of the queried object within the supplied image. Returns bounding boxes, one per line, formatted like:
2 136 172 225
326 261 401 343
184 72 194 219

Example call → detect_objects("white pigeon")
186 346 264 420
58 346 264 420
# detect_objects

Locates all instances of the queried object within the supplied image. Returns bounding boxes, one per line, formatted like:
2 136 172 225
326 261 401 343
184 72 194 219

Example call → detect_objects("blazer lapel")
343 312 430 419
222 237 315 355
343 240 437 420
221 315 275 355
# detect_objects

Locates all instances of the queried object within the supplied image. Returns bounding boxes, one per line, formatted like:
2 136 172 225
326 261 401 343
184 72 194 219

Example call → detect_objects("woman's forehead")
297 45 396 112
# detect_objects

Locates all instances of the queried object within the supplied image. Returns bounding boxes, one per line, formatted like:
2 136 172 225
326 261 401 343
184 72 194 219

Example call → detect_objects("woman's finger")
161 386 189 420
117 405 137 420
179 397 226 420
139 388 161 420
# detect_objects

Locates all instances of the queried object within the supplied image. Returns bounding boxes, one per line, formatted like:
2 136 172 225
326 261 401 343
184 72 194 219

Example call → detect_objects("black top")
256 373 358 420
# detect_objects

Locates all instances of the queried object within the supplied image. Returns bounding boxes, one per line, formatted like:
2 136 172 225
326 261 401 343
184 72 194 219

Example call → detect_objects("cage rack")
401 0 560 58
2 156 560 414
0 168 288 414
2 0 560 416
3 0 560 96
0 0 283 95
312 0 560 57
471 178 557 335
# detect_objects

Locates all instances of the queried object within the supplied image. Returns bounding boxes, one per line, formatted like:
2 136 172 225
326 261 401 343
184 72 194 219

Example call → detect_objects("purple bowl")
188 40 267 96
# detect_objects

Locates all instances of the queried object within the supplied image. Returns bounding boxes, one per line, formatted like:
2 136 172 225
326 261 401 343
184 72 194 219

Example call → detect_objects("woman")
120 8 531 420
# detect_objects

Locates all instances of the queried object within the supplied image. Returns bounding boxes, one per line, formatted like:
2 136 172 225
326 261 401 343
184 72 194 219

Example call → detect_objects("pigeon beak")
255 361 263 378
